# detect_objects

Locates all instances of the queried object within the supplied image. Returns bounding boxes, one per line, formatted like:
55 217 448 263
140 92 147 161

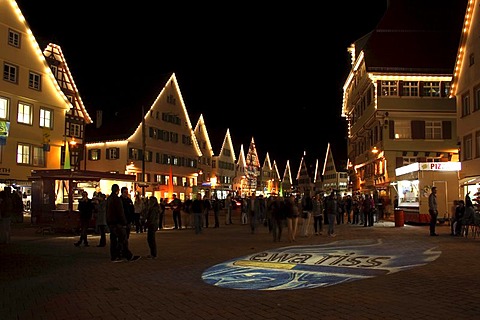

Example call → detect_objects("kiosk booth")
395 162 461 224
29 169 136 233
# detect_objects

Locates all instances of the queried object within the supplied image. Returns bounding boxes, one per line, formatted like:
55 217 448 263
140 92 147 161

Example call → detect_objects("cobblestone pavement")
1 211 480 320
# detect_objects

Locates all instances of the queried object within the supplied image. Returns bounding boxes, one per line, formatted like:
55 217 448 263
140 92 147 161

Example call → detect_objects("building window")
381 81 398 96
474 86 480 112
470 53 475 66
425 121 442 139
422 82 440 97
17 144 30 164
8 29 21 48
0 97 9 119
88 149 101 161
28 71 41 90
32 146 45 166
394 120 411 139
39 108 53 129
3 62 18 83
462 93 470 117
463 134 472 161
443 82 451 96
17 102 32 125
69 123 81 138
402 81 419 97
475 131 480 158
106 148 119 160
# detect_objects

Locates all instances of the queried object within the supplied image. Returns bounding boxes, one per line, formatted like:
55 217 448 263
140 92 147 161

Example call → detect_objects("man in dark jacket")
107 184 140 262
120 186 135 239
74 191 94 247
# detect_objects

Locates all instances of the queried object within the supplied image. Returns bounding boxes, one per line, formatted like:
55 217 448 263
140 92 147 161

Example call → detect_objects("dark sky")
16 1 388 175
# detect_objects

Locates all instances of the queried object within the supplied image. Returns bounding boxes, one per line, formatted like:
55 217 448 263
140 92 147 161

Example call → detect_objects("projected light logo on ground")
202 239 440 290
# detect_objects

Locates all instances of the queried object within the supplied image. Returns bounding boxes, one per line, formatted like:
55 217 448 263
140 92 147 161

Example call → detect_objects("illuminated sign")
396 162 461 176
202 239 440 290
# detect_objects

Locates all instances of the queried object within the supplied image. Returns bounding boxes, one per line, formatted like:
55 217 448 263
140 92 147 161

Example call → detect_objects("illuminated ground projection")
202 239 441 290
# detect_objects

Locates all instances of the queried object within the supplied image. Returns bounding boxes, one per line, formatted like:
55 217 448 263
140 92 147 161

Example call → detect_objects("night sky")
15 1 388 175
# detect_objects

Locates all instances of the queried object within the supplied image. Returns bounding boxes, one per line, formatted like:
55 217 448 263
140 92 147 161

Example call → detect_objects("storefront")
29 169 136 232
394 162 461 224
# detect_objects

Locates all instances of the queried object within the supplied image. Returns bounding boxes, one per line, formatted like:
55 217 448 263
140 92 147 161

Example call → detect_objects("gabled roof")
271 160 281 181
355 0 467 75
262 152 272 170
194 114 214 157
451 0 475 96
43 43 92 124
282 160 292 185
237 144 246 168
85 73 201 158
218 128 237 162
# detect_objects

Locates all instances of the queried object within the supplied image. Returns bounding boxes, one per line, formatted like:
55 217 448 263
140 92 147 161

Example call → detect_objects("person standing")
312 193 324 235
106 184 140 262
145 196 160 259
271 196 286 242
362 194 374 227
94 192 107 247
324 191 338 237
169 194 183 229
300 192 313 237
74 191 94 247
203 195 211 228
247 193 262 234
159 198 166 229
225 193 233 225
212 195 220 228
428 186 439 236
0 187 14 244
240 197 248 225
120 187 135 238
133 192 145 233
191 193 204 234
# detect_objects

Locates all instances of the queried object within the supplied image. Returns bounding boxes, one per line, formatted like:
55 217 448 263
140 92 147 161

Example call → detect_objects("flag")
63 142 70 169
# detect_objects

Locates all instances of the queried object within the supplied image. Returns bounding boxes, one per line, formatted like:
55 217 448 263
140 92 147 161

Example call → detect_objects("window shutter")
396 157 403 168
389 120 395 139
442 121 451 139
411 120 425 139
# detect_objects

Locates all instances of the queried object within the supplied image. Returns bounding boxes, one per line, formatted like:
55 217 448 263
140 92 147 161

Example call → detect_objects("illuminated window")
3 62 18 83
402 81 419 96
39 108 53 129
106 148 119 160
17 102 32 125
17 143 31 164
0 97 9 119
28 71 41 90
394 120 411 139
32 146 45 166
425 121 442 139
8 29 21 48
381 81 398 96
422 82 440 97
88 149 101 161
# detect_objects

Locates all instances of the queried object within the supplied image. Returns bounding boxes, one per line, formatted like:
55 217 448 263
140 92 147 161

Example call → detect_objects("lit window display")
397 179 419 207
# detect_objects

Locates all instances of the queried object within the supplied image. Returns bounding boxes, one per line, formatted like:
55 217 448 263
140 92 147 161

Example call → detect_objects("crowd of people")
66 187 408 262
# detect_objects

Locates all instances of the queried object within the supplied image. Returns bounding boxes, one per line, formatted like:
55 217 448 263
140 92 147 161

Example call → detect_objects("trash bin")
394 209 404 227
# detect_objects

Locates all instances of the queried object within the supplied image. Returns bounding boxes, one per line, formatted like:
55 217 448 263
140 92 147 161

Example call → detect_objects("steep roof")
356 0 467 75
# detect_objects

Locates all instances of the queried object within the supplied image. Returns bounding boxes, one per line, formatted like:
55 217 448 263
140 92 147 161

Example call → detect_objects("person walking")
169 194 183 229
120 187 135 238
191 193 204 234
285 194 299 242
74 191 94 247
362 194 374 227
247 193 262 234
324 191 338 237
106 184 140 262
271 195 286 242
312 193 324 235
428 186 439 236
240 197 248 225
94 192 107 247
145 196 160 259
